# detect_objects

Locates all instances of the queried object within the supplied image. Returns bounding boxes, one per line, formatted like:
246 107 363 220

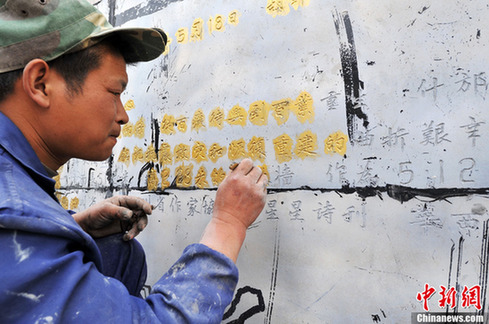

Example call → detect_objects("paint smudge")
333 9 368 145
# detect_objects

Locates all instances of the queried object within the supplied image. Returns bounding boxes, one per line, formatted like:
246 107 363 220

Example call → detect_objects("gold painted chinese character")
266 0 290 17
228 10 240 26
271 98 292 125
190 18 204 42
132 146 144 164
122 122 134 137
176 116 188 133
195 166 209 189
118 147 131 166
294 130 318 159
160 114 176 135
174 143 190 162
159 142 173 165
175 164 193 188
293 91 314 123
124 99 135 111
211 167 227 186
70 197 80 210
134 116 146 139
324 131 348 156
209 107 225 129
192 141 208 163
249 100 270 126
228 139 247 161
273 133 293 163
147 168 159 191
226 104 247 126
144 144 158 163
208 143 227 163
248 136 266 162
192 108 206 132
161 167 171 189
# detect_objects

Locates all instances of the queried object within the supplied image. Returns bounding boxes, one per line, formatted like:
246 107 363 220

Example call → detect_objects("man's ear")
22 59 52 108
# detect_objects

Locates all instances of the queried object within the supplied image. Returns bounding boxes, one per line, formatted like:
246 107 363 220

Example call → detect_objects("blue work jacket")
0 112 238 323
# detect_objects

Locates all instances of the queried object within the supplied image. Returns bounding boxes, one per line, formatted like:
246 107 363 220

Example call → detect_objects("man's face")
51 48 129 162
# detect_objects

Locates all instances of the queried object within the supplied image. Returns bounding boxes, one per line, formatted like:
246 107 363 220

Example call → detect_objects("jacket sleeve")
0 229 238 324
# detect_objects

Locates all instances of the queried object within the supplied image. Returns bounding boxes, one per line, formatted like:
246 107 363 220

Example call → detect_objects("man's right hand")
199 158 268 262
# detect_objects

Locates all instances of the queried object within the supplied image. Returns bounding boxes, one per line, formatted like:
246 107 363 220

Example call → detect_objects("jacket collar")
0 111 54 181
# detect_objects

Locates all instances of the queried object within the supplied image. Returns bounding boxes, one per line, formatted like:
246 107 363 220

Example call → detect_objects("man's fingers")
114 196 153 215
122 215 148 241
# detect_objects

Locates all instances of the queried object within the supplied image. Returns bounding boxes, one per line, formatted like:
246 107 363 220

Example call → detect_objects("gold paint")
266 0 290 17
208 143 227 163
144 144 158 163
147 168 159 191
134 116 146 139
290 0 310 10
273 133 293 163
122 122 134 137
60 195 69 210
161 167 171 189
271 98 292 126
176 27 188 44
195 166 209 189
176 116 188 133
209 107 225 129
118 147 131 166
192 141 208 163
211 167 227 186
208 14 225 34
228 139 247 161
163 37 172 56
293 91 314 123
161 114 176 135
124 100 135 111
192 109 206 132
294 130 318 159
159 142 173 165
229 162 239 170
325 131 348 156
175 164 193 188
247 136 266 162
69 197 80 210
258 164 270 181
226 104 247 126
249 100 270 126
228 10 241 26
132 146 144 164
174 144 190 162
190 18 204 42
53 174 61 189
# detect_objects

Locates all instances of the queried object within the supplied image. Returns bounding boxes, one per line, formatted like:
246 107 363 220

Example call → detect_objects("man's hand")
200 158 268 262
73 196 153 241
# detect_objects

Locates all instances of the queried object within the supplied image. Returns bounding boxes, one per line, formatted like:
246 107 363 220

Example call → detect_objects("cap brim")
75 26 168 63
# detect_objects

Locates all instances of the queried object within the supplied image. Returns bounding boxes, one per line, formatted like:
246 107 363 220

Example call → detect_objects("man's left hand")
73 196 152 241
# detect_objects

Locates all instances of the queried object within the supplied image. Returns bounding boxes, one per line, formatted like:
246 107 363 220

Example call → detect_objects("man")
0 0 268 323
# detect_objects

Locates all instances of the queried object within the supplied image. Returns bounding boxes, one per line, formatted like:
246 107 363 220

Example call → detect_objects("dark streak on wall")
333 9 369 145
111 0 184 27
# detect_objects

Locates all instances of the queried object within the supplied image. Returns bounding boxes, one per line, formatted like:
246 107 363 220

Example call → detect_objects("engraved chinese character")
314 201 335 223
289 200 303 220
460 116 485 147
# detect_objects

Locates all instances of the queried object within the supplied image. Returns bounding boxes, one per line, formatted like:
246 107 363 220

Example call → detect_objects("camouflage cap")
0 0 167 73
